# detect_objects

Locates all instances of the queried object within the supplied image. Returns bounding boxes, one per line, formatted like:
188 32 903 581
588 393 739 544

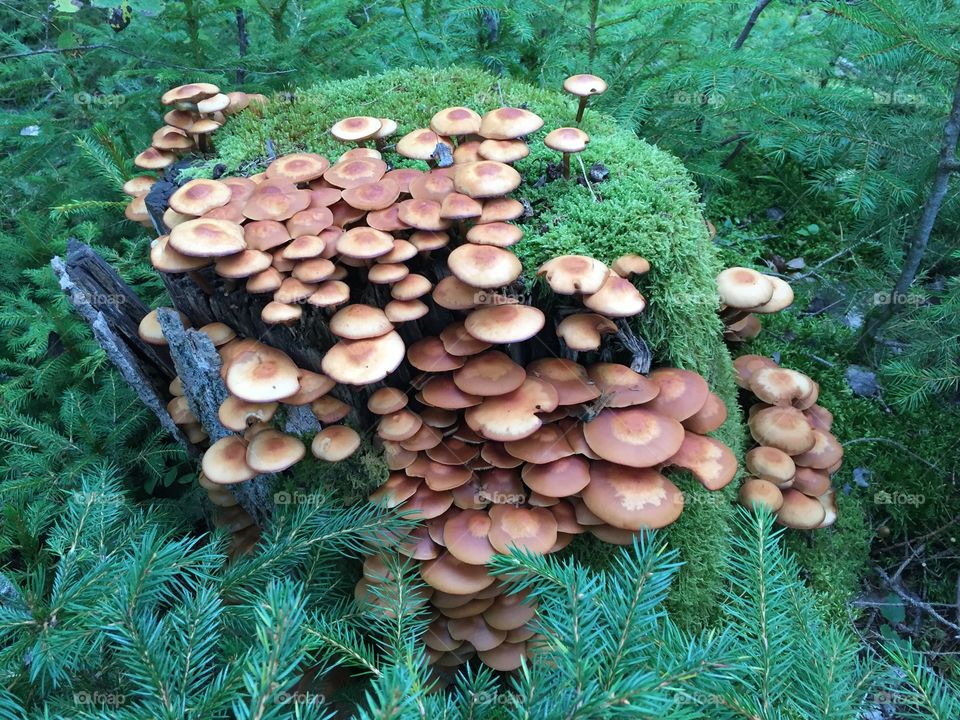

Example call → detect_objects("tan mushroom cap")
135 147 176 170
739 478 784 512
563 74 608 97
583 408 684 467
478 139 530 163
478 641 527 671
537 255 609 295
682 392 728 435
266 153 330 183
611 254 651 277
717 267 774 309
583 273 646 317
431 106 482 136
329 304 394 340
466 222 523 248
273 277 316 304
583 461 683 530
464 377 559 442
168 218 246 257
243 180 312 222
441 322 493 357
215 249 272 279
376 238 417 263
323 158 388 189
189 118 222 135
242 220 289 251
792 430 843 470
425 461 474 492
443 509 496 565
226 346 301 403
747 276 794 314
479 197 524 224
817 490 838 528
342 178 400 211
330 116 382 142
643 368 711 422
218 395 278 431
137 308 186 345
420 375 483 410
169 178 231 216
479 107 544 140
522 454 591 496
465 305 545 344
745 446 796 486
453 351 526 396
384 167 423 192
161 82 220 105
433 276 480 311
374 117 398 139
504 423 574 464
368 263 409 285
447 615 507 652
440 193 484 220
528 358 601 405
282 369 336 405
749 406 816 455
407 337 466 372
308 280 351 307
409 171 455 202
733 354 779 388
454 161 522 198
368 387 409 415
385 299 429 323
286 206 334 237
396 129 453 160
122 175 156 197
448 245 521 288
311 425 361 461
483 591 536 631
488 505 558 555
792 466 831 496
421 551 496 594
398 199 451 232
202 436 257 484
749 367 817 407
776 489 826 529
662 431 738 491
544 127 590 153
246 429 306 473
587 363 659 407
438 596 495 619
401 423 444 452
321 331 405 385
336 227 395 259
370 471 421 508
150 236 210 273
378 409 423 442
282 234 326 261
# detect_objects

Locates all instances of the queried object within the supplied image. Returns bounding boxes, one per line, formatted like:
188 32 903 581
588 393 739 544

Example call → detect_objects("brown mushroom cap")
150 236 211 273
661 431 738 490
527 359 600 405
431 107 482 136
555 313 617 351
161 82 220 105
454 161 522 198
215 249 273 279
378 409 423 442
682 392 728 434
341 178 400 211
747 276 794 314
483 591 536 631
396 129 454 161
385 299 429 323
369 472 421 508
311 425 361 461
443 509 496 565
738 478 784 512
537 255 608 295
792 466 832 496
308 280 351 307
748 406 815 455
563 74 608 97
776 489 826 529
733 354 779 388
487 505 558 555
478 139 530 163
466 222 523 248
583 408 684 468
792 429 843 470
464 378 559 442
717 267 774 309
218 395 278 431
745 446 796 486
311 394 352 424
478 641 527 671
479 107 544 140
169 179 231 216
522 455 591 497
544 127 590 153
433 276 481 310
330 116 382 142
267 153 330 183
397 199 451 232
420 375 483 410
407 337 466 372
586 363 659 407
282 369 336 405
441 322 492 356
583 461 683 530
447 615 507 652
368 388 409 415
479 197 524 224
321 331 405 385
583 273 646 317
246 429 306 472
440 192 484 221
644 368 710 422
421 552 496 594
464 305 545 344
453 351 526 396
448 244 522 288
243 180 311 221
225 346 300 402
749 367 817 407
123 175 156 197
504 423 574 464
329 304 394 340
409 171 455 202
169 218 246 257
202 435 256 484
323 158 388 189
480 442 525 469
135 147 176 170
611 254 651 277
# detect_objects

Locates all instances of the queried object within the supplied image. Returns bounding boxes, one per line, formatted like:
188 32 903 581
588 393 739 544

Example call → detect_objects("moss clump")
213 66 740 627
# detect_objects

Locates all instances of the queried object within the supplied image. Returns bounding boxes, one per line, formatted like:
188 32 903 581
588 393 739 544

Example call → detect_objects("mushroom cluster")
734 355 841 529
133 75 744 672
124 83 266 229
716 266 794 342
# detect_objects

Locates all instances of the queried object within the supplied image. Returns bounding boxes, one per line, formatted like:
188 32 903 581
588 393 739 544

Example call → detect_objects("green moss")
212 66 741 627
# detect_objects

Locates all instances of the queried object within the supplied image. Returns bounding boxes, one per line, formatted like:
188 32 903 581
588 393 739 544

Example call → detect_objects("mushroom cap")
440 192 484 220
504 423 574 464
321 331 405 385
479 197 525 223
398 198 451 232
443 509 496 565
282 369 336 405
401 424 444 451
384 167 424 192
441 322 493 357
378 409 423 441
792 466 832 496
286 206 334 237
745 446 796 486
466 222 523 248
243 180 311 221
682 392 728 434
454 161 522 198
522 455 591 497
661 431 738 491
587 363 660 407
335 226 394 259
776 489 826 529
478 139 530 163
563 74 608 97
368 387 409 415
748 406 816 455
385 299 429 323
267 152 330 183
246 429 306 472
749 367 817 407
792 429 843 470
329 304 394 339
323 158 388 189
611 254 651 277
308 280 351 307
447 615 507 652
583 408 684 467
403 484 455 519
464 377 559 442
215 249 272 279
479 107 544 140
537 255 608 295
433 276 481 310
408 337 466 372
448 244 522 288
431 106 482 136
243 220 290 251
465 305 545 344
453 351 526 396
169 218 246 257
370 472 421 508
218 395 278 431
717 267 774 309
528 358 600 405
122 175 156 197
644 368 710 422
396 129 453 161
426 438 479 464
311 425 361 461
817 490 838 528
421 552 496 594
544 127 590 153
424 461 473 492
341 178 400 211
420 375 483 410
135 147 176 170
150 236 210 273
225 346 300 402
738 478 784 512
202 436 256 484
582 461 683 530
273 277 317 304
747 276 794 314
330 116 382 142
483 591 536 631
161 82 220 105
583 273 646 317
480 441 525 469
478 641 527 671
804 404 834 432
733 354 779 389
169 179 231 216
409 171 455 202
488 505 558 555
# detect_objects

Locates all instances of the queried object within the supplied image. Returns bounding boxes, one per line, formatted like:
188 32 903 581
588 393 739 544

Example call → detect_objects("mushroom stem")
562 153 571 180
720 306 749 325
575 96 588 124
355 140 368 149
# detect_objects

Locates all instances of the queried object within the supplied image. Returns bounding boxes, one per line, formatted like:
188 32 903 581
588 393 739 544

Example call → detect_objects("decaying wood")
51 240 193 451
157 308 273 526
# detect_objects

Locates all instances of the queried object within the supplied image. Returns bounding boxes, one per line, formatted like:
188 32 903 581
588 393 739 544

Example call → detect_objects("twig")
880 517 960 552
733 0 774 50
576 154 599 203
876 565 960 635
842 437 944 473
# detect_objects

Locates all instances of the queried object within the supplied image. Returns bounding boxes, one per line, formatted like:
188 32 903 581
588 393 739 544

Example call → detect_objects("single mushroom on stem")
544 128 590 179
563 74 608 124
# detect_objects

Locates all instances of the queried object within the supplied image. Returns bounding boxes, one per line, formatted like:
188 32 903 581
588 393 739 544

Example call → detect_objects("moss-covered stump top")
212 66 742 627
